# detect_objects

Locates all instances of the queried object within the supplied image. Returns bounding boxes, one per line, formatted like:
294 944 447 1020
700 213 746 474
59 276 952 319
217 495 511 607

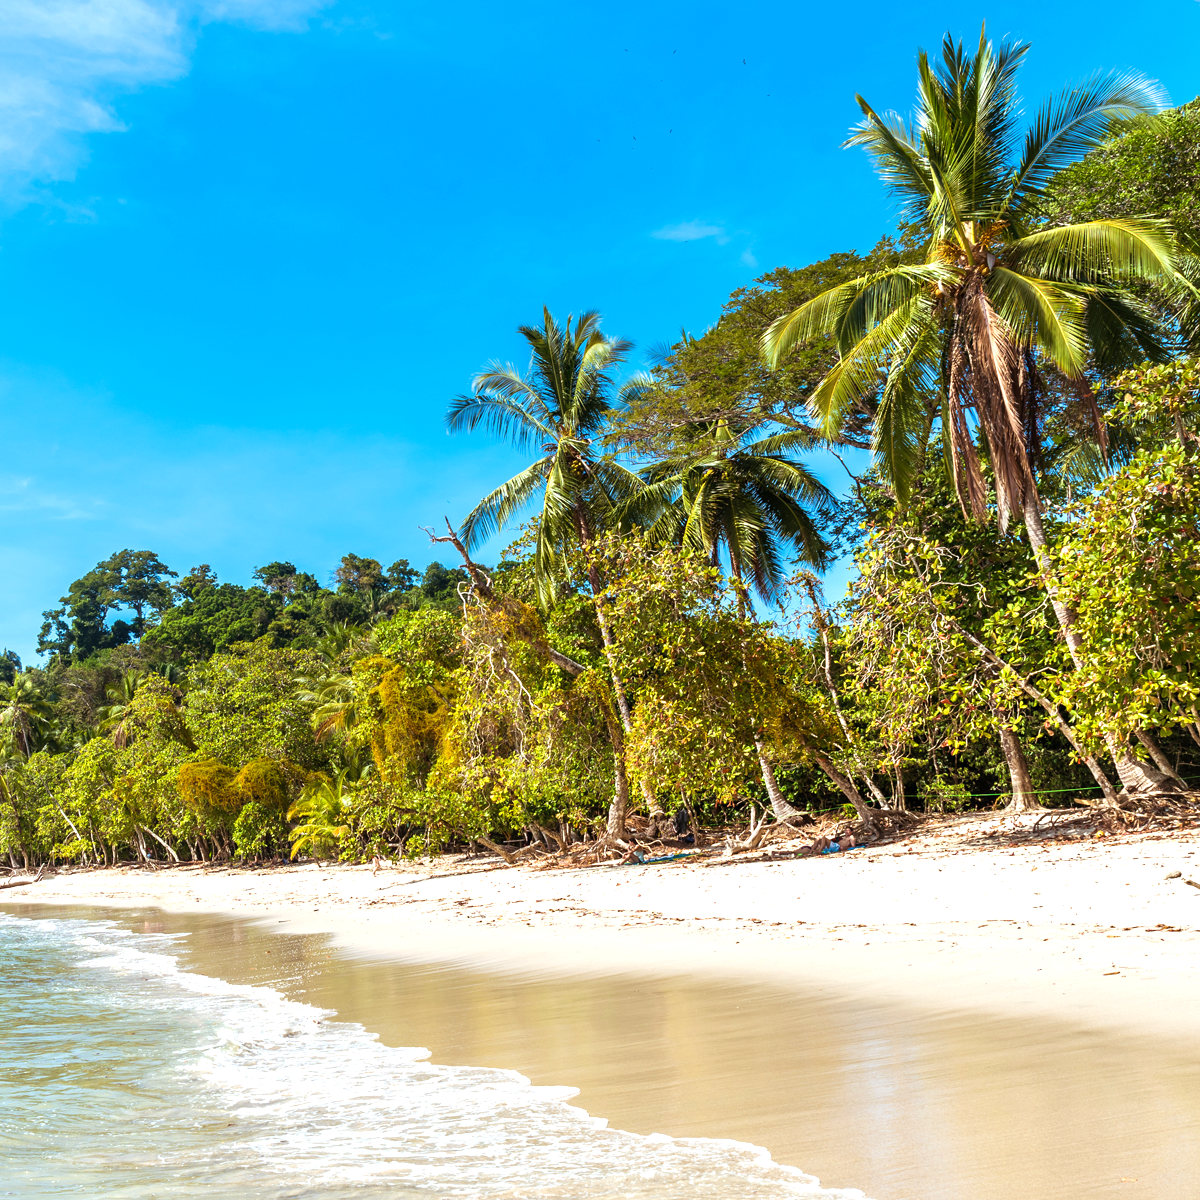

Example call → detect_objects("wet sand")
8 900 1200 1200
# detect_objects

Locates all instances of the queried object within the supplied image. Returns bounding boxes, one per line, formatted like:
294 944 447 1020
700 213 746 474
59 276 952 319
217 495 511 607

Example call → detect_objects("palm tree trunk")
1021 491 1174 797
586 562 664 836
801 740 875 826
1134 729 1186 787
754 738 801 821
998 724 1041 811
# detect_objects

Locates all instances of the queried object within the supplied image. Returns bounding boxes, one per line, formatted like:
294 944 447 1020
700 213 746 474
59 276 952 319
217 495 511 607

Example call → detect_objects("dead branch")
0 863 46 890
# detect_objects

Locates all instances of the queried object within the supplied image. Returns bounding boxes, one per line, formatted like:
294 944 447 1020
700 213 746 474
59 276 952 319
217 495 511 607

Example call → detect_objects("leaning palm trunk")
754 738 802 822
583 546 666 838
997 724 1041 812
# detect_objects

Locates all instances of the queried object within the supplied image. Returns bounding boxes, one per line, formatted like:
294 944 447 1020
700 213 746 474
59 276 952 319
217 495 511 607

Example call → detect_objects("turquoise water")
0 913 863 1199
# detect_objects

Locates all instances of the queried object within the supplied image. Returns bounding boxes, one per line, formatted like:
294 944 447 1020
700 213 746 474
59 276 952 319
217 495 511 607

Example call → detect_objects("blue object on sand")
821 842 841 854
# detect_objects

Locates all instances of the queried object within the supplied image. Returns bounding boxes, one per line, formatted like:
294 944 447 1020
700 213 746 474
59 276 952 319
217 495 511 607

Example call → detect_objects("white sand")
9 813 1200 1042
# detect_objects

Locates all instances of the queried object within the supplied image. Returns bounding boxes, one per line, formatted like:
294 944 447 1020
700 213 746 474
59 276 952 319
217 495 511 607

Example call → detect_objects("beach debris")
1166 870 1182 879
0 863 46 891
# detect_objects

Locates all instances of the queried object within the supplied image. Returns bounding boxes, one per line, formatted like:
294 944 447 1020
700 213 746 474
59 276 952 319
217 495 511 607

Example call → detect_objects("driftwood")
0 864 46 891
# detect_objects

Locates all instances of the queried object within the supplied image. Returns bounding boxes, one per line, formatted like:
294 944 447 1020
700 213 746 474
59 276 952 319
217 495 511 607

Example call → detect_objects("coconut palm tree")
97 670 149 749
638 420 836 821
0 674 52 759
643 419 833 608
447 308 652 835
762 29 1191 794
447 308 646 601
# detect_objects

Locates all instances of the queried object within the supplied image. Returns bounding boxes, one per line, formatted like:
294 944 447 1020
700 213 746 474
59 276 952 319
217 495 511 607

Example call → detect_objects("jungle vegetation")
5 30 1200 868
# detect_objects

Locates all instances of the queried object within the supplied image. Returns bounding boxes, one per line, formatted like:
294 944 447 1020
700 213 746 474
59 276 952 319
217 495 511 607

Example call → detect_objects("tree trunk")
998 725 1041 811
892 763 907 812
755 739 801 821
1021 492 1174 797
145 826 181 862
588 566 665 832
805 744 876 828
602 707 631 840
806 583 888 806
1134 729 1186 787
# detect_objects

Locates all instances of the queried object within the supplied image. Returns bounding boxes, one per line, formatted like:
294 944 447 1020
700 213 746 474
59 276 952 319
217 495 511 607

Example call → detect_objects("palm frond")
459 456 552 550
445 391 555 453
762 264 952 369
1008 218 1181 286
1008 71 1168 205
987 267 1087 373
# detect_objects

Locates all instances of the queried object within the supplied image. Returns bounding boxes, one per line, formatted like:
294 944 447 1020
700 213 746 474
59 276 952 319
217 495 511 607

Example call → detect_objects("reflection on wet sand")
13 903 1200 1200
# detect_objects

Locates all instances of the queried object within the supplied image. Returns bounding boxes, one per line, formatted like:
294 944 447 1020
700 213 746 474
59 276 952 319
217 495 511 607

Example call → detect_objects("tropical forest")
5 32 1200 870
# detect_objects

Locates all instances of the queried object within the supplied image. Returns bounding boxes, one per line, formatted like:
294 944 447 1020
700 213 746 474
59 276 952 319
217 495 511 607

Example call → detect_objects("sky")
2 0 1199 663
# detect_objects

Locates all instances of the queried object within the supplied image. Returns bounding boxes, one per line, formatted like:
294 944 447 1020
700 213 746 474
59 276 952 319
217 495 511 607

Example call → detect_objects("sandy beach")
10 812 1200 1038
7 813 1200 1199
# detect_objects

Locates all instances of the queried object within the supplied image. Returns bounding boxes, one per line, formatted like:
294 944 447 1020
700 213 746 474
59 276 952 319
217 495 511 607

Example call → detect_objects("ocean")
0 911 862 1199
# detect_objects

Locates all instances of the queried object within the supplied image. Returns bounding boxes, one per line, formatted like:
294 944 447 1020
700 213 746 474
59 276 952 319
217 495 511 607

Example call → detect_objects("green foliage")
177 759 240 812
38 550 177 663
287 773 353 860
1057 437 1200 747
144 576 279 661
232 801 288 860
185 639 327 771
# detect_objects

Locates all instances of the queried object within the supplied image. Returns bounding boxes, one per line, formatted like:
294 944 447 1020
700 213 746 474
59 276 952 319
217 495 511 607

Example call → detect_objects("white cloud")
652 219 728 244
0 0 331 201
197 0 327 31
740 247 758 269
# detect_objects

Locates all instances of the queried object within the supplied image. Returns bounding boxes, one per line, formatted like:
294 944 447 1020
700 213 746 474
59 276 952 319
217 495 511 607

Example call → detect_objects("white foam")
8 914 871 1198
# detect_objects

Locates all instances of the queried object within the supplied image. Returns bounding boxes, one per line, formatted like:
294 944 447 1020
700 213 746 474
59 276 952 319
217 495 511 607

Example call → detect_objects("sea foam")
2 912 869 1199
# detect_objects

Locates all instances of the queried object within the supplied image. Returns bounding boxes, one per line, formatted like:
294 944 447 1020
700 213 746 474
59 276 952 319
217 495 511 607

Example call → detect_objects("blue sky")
2 0 1199 663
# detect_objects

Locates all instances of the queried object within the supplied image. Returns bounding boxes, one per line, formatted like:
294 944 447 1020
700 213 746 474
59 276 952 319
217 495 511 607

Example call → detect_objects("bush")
232 801 288 860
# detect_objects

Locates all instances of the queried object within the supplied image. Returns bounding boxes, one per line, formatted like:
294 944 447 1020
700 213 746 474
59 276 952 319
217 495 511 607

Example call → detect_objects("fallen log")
0 864 46 891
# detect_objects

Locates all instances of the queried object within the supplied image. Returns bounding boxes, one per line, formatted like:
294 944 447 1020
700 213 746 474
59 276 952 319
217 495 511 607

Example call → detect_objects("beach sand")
7 812 1200 1199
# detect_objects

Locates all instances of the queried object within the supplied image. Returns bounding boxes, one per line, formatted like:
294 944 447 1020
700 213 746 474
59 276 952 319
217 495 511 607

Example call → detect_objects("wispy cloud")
0 0 331 202
197 0 329 31
740 247 758 269
652 219 728 245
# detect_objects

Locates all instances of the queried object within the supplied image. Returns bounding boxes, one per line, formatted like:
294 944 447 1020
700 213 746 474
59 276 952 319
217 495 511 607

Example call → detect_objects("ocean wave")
2 913 869 1199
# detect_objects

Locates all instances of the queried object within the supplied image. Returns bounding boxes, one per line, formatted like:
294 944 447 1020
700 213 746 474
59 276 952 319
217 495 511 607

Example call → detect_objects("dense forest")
4 33 1200 869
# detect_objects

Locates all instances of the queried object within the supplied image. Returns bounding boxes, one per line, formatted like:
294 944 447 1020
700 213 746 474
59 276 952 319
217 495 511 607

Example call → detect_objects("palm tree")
447 308 651 836
293 624 371 742
448 308 645 599
640 420 837 821
643 419 833 607
762 29 1190 795
0 674 52 759
97 670 149 749
287 771 355 860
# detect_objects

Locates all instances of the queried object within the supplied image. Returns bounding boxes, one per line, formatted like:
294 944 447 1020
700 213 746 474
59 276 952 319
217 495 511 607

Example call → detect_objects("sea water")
0 912 865 1199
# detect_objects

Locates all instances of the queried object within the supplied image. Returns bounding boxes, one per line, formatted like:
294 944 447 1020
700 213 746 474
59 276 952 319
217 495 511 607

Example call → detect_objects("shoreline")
7 812 1200 1042
8 817 1200 1200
